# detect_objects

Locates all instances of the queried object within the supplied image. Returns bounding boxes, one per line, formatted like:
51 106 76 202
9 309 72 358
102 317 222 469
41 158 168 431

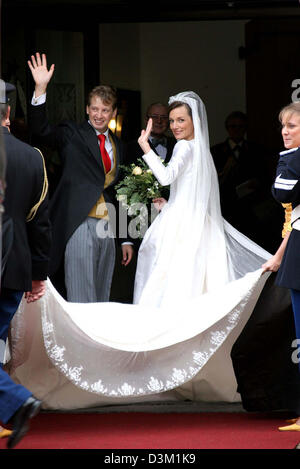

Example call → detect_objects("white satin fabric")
8 92 272 410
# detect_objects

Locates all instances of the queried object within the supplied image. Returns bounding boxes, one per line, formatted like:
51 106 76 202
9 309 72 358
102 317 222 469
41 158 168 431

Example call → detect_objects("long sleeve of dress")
142 139 192 186
272 147 300 203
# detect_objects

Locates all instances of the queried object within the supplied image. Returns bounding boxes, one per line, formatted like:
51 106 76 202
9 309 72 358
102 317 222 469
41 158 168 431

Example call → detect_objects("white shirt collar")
279 147 299 156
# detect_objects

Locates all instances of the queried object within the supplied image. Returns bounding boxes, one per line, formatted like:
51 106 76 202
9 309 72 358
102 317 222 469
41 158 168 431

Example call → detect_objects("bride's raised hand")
138 118 152 154
28 52 55 97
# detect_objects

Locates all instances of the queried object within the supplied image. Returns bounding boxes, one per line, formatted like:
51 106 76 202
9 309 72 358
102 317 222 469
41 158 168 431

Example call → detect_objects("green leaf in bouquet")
130 192 143 204
116 186 129 195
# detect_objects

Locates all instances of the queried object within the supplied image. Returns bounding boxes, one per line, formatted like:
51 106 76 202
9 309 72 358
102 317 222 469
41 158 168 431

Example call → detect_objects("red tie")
98 134 111 173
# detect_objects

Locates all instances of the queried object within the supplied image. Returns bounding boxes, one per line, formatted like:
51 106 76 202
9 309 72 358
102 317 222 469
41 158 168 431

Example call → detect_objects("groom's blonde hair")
87 85 117 110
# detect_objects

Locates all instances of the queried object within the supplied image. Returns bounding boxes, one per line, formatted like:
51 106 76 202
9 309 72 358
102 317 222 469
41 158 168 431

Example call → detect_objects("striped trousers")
65 217 115 303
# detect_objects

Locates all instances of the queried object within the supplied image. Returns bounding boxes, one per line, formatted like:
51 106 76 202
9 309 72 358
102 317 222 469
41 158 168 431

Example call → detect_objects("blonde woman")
272 102 300 431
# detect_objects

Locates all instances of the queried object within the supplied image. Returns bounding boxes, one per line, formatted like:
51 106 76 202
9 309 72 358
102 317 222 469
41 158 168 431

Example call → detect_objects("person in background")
271 101 300 432
231 201 300 428
0 79 51 448
211 111 278 251
125 102 176 165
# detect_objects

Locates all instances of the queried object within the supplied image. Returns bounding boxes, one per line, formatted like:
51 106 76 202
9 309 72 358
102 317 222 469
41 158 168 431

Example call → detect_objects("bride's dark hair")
168 101 192 117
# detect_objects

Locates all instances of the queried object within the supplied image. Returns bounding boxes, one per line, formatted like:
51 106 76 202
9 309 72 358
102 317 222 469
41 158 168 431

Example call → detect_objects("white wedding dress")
8 93 271 410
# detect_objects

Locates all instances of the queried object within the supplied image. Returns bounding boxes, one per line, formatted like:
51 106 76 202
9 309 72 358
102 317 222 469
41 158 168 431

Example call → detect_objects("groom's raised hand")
28 52 55 98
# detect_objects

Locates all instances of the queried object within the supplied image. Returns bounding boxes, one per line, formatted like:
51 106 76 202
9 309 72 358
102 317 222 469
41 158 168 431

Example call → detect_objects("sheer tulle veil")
167 91 270 289
167 91 229 293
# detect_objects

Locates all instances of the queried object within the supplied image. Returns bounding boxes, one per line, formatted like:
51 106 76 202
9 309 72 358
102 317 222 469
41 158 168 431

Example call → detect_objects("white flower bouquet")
115 157 168 214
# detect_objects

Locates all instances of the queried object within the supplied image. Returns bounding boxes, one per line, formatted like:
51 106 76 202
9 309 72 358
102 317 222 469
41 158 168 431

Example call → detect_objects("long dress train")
7 269 269 410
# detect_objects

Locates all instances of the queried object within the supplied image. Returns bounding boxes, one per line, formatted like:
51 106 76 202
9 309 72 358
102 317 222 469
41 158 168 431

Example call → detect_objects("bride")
8 92 271 410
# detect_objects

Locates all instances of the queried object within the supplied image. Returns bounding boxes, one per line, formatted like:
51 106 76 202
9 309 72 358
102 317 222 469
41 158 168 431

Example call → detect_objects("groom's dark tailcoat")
28 103 127 290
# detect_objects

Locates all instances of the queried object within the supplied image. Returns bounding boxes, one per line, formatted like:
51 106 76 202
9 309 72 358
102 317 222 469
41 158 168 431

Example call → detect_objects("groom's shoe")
7 396 42 449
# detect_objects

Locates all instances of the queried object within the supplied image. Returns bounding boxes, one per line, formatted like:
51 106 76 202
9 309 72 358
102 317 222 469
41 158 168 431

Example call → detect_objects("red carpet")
0 412 299 450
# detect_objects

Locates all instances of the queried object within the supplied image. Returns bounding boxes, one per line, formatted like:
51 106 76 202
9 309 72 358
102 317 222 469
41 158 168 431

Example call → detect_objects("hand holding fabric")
25 280 46 303
261 231 291 273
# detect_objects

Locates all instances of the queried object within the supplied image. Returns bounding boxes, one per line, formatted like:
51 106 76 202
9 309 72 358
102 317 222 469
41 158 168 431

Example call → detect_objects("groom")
27 52 134 303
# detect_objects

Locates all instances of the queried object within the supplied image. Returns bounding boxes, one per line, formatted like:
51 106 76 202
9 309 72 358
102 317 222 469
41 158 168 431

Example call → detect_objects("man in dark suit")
125 102 176 165
27 52 133 303
211 111 277 249
211 111 264 212
0 79 51 449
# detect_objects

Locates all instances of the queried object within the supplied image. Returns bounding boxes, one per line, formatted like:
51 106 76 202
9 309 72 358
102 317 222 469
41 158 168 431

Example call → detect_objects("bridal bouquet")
115 157 168 216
